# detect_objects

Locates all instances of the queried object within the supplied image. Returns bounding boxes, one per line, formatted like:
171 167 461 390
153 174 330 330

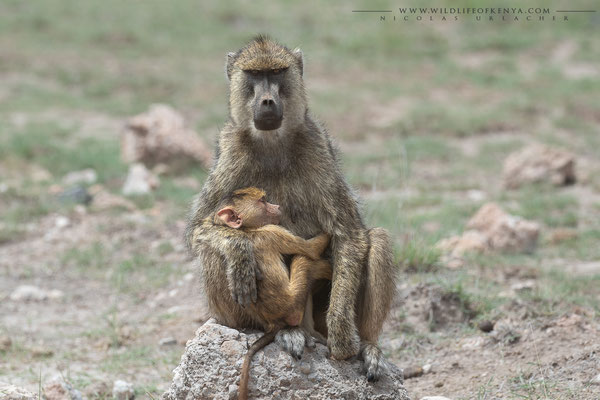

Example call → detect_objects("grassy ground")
1 1 599 399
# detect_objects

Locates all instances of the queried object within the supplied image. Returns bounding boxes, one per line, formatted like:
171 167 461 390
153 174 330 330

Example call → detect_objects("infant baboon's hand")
307 233 330 259
226 255 262 306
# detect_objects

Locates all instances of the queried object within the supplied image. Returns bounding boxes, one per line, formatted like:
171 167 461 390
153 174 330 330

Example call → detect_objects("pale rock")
162 319 408 400
466 203 540 253
503 144 576 189
159 337 177 346
121 104 212 170
89 185 136 211
62 169 97 186
122 163 159 196
42 380 82 400
112 380 134 400
0 383 36 400
437 203 540 263
9 285 64 302
54 216 70 229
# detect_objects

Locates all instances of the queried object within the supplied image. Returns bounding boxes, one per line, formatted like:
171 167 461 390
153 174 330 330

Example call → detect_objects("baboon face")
226 36 306 133
244 68 285 131
216 187 282 229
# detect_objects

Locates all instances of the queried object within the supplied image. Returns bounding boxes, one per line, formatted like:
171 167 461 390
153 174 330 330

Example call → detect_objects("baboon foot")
360 343 386 382
275 327 306 360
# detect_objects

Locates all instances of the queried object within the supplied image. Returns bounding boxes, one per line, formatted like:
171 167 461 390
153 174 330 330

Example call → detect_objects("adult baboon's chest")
245 164 324 238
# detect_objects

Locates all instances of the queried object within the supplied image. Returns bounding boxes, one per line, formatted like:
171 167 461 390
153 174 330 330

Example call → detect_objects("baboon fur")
186 35 397 379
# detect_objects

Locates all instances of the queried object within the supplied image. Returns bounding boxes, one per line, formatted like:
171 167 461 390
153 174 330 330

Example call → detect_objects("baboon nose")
262 98 275 106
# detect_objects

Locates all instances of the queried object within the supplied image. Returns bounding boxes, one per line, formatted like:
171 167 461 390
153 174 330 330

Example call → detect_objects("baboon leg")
357 228 397 381
276 256 331 358
285 256 331 326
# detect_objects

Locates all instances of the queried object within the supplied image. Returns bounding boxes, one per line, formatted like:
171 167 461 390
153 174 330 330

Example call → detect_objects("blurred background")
1 1 598 398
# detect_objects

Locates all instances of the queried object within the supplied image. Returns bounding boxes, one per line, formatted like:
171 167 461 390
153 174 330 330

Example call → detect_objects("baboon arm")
192 219 261 306
326 231 367 360
252 225 328 260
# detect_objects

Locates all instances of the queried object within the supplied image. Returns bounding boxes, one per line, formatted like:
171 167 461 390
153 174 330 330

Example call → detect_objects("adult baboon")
187 35 396 380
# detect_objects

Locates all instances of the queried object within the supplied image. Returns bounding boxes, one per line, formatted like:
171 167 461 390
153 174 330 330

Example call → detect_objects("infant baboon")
207 187 332 400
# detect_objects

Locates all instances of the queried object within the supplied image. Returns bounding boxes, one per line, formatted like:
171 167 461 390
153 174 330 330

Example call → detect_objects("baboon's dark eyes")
272 69 280 74
247 70 259 75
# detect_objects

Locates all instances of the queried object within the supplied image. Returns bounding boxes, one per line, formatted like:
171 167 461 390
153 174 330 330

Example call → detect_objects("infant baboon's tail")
239 330 277 400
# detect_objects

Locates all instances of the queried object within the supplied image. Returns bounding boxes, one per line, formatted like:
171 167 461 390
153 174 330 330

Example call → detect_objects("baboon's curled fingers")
275 327 306 360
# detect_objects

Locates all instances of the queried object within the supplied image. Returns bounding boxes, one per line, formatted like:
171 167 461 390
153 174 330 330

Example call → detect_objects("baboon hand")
227 256 262 306
307 233 330 260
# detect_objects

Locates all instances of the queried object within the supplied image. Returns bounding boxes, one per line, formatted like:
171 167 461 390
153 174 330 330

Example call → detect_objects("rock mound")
162 319 409 400
122 104 212 171
502 144 576 189
437 202 540 262
0 383 36 400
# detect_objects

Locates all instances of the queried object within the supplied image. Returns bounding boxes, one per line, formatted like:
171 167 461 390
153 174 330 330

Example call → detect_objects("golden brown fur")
203 187 331 400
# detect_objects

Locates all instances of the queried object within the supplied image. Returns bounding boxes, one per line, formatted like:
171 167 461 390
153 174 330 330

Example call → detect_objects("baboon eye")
272 69 280 74
250 70 259 75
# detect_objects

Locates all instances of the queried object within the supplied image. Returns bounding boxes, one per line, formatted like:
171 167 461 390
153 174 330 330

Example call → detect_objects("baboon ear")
217 207 243 229
225 52 236 81
292 48 303 76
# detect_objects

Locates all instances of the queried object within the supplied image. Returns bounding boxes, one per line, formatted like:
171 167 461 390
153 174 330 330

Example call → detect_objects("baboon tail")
239 330 277 400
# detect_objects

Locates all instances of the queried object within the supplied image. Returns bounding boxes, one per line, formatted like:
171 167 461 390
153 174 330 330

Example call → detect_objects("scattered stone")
62 169 97 186
434 381 444 388
503 144 576 189
30 346 54 358
590 373 600 385
0 383 37 400
121 104 212 170
570 261 600 276
159 337 177 346
83 382 110 399
30 165 52 182
402 366 423 379
478 320 495 333
54 216 70 229
0 336 12 351
0 182 8 193
510 280 536 293
490 323 521 345
466 203 540 253
58 186 92 205
466 189 486 202
437 230 488 258
437 203 540 262
42 380 82 400
88 185 136 211
9 285 64 302
162 319 408 400
422 364 432 374
122 163 159 196
112 380 134 400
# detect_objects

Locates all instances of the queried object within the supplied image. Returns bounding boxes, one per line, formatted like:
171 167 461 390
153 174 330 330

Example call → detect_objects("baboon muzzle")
253 83 283 131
